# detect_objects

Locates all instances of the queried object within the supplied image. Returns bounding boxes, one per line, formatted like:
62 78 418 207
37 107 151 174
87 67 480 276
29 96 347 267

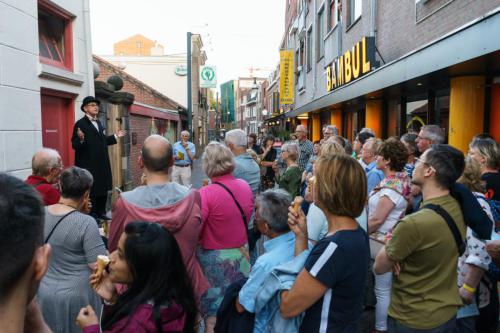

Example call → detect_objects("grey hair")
359 127 375 136
256 189 291 233
282 142 299 162
202 141 235 178
225 129 248 148
32 148 61 176
60 166 93 200
421 125 445 144
180 130 190 137
325 125 339 136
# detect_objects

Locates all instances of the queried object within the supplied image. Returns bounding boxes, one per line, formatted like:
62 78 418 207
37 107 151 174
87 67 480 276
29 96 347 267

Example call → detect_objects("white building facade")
0 0 95 178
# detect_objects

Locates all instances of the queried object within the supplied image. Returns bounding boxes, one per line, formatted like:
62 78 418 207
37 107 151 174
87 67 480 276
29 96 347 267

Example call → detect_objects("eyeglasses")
415 157 436 172
416 135 431 141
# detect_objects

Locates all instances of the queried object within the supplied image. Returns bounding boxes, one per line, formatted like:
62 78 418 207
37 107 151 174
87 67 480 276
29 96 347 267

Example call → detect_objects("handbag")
45 210 78 243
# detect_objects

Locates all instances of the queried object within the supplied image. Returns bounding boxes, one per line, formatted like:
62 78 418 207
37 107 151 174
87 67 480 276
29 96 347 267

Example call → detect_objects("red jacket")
83 303 187 333
25 175 60 206
110 186 209 302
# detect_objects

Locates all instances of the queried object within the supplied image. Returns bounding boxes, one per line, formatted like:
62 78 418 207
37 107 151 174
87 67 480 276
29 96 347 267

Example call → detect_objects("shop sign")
326 37 377 92
175 65 187 76
200 66 217 88
279 49 295 105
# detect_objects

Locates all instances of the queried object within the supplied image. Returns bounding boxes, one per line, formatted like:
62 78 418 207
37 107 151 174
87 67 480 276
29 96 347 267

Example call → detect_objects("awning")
263 113 286 124
130 102 180 121
284 8 500 119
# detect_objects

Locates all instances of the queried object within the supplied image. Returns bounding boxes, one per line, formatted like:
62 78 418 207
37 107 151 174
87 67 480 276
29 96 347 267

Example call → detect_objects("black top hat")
81 96 100 111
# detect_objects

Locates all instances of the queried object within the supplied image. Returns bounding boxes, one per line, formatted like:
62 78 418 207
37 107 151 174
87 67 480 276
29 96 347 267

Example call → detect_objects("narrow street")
190 158 206 189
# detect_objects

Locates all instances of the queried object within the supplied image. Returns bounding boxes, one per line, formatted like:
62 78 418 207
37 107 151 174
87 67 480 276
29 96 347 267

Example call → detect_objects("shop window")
406 99 428 134
306 27 312 72
435 93 450 141
316 6 325 61
349 0 362 26
38 1 73 71
387 100 400 137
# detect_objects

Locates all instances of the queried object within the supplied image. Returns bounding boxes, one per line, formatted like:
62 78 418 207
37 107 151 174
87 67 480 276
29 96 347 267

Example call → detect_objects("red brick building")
94 55 185 187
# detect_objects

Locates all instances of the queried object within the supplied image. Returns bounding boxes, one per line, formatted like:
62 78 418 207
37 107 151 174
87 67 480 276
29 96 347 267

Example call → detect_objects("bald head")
32 148 61 177
141 135 173 173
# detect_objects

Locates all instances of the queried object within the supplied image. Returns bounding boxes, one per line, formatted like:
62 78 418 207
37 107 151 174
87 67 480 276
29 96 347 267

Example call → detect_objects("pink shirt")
198 174 254 250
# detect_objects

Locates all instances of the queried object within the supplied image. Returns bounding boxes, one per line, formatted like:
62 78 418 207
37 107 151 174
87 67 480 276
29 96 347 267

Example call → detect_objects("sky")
89 0 286 89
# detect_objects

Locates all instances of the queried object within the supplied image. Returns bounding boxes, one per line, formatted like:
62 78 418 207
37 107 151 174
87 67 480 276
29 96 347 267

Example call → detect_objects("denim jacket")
254 250 310 333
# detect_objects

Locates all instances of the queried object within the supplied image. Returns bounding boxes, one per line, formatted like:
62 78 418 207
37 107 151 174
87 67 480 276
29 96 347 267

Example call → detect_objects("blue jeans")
387 316 456 333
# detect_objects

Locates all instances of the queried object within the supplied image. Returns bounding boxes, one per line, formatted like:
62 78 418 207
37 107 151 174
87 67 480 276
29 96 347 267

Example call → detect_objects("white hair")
32 148 61 176
282 142 299 161
202 141 235 177
181 130 190 137
225 129 247 148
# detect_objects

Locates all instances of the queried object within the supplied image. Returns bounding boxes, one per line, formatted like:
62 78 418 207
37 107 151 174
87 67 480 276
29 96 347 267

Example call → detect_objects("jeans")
375 272 392 331
453 316 476 333
387 316 456 333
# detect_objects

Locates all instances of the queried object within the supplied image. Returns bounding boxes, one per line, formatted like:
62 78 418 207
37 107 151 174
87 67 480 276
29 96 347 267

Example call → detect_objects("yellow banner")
279 49 294 105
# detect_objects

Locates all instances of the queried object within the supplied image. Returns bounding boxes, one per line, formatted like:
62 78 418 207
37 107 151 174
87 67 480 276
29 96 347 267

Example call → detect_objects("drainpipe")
371 0 378 41
82 0 94 95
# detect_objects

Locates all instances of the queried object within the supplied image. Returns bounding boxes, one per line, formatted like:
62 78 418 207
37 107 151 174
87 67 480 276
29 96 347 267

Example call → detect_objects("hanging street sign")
200 66 217 88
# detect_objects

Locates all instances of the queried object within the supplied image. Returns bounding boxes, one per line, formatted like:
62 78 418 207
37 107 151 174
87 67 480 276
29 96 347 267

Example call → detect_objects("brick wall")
373 0 498 64
94 56 182 187
95 56 180 110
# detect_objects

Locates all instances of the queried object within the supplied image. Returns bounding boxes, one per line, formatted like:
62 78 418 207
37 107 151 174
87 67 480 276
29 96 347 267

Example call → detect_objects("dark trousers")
388 316 456 333
90 194 107 219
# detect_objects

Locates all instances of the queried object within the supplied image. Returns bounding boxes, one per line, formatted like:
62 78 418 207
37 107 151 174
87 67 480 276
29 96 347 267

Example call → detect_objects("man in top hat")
71 96 125 220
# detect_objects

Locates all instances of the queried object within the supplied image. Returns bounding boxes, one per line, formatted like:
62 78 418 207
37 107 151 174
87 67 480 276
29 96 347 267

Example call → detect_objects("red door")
41 94 75 167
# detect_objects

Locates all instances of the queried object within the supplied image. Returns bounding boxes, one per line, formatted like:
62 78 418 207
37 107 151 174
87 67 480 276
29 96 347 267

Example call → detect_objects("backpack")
486 199 500 232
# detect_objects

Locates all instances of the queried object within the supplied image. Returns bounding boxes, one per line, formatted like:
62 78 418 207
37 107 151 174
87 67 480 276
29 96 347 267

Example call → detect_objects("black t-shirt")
482 172 500 201
251 144 262 155
262 148 277 178
300 227 369 333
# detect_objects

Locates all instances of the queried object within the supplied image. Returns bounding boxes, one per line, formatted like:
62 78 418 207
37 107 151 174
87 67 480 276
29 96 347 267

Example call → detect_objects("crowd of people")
2 104 500 333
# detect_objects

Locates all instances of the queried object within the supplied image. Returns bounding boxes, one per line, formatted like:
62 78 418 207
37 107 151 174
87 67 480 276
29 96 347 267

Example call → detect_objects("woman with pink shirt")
197 142 253 333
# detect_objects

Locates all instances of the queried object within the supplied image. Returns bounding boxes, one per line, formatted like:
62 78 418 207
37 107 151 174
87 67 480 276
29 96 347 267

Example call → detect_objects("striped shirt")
300 227 369 333
297 139 314 171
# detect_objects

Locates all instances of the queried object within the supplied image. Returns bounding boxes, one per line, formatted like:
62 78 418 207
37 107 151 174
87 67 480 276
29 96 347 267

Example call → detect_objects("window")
327 0 340 31
349 0 362 26
38 1 73 70
306 27 312 71
316 6 325 61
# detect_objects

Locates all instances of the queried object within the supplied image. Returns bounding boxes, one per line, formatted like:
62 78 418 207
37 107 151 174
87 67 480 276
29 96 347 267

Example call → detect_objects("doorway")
41 91 75 167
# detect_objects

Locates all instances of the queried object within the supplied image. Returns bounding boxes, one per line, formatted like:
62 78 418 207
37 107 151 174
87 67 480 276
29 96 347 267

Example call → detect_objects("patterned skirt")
197 246 251 316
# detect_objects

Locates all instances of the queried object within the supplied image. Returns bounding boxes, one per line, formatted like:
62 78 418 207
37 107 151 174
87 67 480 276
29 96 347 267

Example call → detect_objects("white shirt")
368 188 408 233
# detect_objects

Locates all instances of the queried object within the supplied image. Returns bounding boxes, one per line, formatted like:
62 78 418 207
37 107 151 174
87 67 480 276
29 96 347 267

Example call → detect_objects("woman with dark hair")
38 166 106 333
76 222 197 333
259 134 278 190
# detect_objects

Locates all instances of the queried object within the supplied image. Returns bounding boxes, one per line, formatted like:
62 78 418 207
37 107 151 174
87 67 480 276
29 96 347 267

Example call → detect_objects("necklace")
57 201 78 210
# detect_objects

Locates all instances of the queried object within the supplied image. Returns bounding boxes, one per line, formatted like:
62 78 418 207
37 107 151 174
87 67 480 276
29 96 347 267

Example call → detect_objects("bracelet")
462 283 476 293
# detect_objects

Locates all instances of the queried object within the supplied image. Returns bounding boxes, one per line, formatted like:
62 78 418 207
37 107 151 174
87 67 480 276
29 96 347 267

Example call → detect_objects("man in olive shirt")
375 144 466 332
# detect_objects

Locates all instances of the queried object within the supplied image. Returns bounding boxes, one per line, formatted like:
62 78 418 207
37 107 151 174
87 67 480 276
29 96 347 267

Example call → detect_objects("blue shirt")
365 161 384 193
238 231 296 333
233 153 261 198
172 141 195 166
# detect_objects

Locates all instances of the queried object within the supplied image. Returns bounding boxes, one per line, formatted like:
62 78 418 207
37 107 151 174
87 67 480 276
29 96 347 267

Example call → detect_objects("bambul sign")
326 37 377 92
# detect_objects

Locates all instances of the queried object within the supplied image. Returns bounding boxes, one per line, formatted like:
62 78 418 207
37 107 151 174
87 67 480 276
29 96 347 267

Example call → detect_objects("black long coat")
71 116 117 197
